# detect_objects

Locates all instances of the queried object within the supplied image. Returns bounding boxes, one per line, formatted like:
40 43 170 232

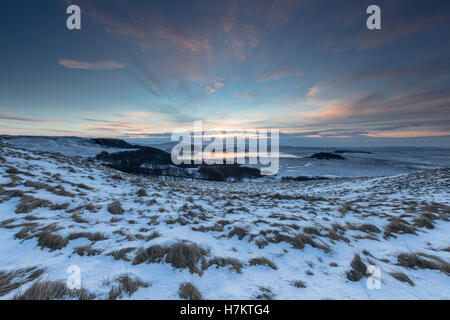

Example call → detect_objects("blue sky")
1 0 450 146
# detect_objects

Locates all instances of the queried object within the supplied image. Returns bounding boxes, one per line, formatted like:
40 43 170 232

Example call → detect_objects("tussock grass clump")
228 226 248 240
208 257 244 273
51 202 70 211
73 245 102 257
323 228 349 243
37 232 68 251
132 245 167 265
2 189 25 202
290 234 331 253
13 223 39 240
268 232 332 253
84 203 97 213
15 196 53 214
0 267 43 297
291 280 307 288
108 200 124 215
146 231 161 241
136 188 147 197
413 214 435 229
384 220 416 238
165 242 208 275
397 253 450 274
0 218 16 227
108 247 135 262
346 254 368 282
6 167 21 175
108 274 149 300
303 227 321 236
179 282 202 300
192 223 224 233
70 213 89 224
391 272 414 286
13 281 94 300
249 257 278 270
346 223 381 234
68 232 106 242
255 287 274 300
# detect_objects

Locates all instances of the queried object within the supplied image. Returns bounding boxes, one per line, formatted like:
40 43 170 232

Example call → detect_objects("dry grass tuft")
384 220 416 238
108 274 149 300
413 214 435 229
136 188 148 197
73 245 102 257
37 232 68 251
179 282 202 300
15 196 53 214
346 254 368 281
0 267 43 297
397 252 450 274
255 287 274 300
228 226 248 240
13 281 94 300
165 242 208 275
391 272 414 286
291 280 307 288
108 247 135 262
249 257 278 270
108 200 124 215
67 232 106 242
208 257 244 273
132 245 167 265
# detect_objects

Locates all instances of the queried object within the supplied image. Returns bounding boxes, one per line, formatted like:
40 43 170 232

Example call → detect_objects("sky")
1 0 450 147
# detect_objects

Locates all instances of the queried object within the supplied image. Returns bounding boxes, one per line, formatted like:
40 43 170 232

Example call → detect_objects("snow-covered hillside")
0 136 137 158
0 141 449 300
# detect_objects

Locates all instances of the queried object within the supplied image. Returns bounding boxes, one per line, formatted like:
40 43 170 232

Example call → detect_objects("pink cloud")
307 85 321 97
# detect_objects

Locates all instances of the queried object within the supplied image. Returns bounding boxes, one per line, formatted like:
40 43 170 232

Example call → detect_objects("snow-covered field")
0 141 449 300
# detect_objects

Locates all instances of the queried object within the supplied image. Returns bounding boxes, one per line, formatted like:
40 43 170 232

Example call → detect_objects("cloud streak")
58 59 126 70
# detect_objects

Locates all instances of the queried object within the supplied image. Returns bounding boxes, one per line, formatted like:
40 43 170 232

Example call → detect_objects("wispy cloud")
58 59 126 70
0 112 58 124
257 67 291 82
307 85 321 97
205 85 216 94
234 93 261 98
